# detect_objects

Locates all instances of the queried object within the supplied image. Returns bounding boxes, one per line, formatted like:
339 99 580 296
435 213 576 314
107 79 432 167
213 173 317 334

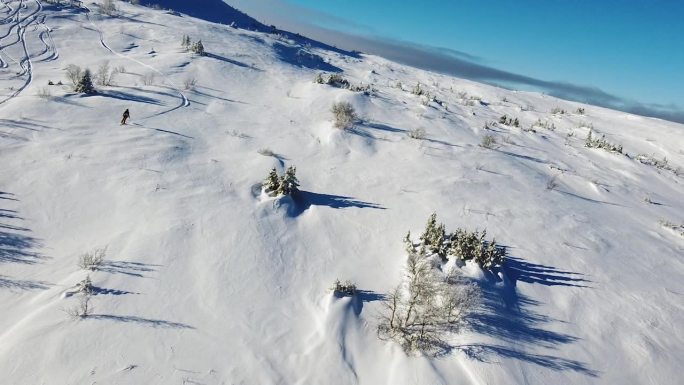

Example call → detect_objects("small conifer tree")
191 40 205 56
277 166 299 196
75 69 96 94
263 168 280 195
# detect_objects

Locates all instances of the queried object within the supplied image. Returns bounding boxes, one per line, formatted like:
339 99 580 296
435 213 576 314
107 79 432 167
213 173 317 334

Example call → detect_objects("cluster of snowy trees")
406 213 506 270
315 73 373 94
375 213 508 353
499 114 520 127
263 166 300 196
65 64 96 94
181 35 205 56
585 129 623 154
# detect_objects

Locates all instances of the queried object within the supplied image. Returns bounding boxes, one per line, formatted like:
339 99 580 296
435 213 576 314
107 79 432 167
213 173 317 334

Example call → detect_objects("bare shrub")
78 247 106 271
100 0 118 16
64 64 82 89
141 72 156 86
66 293 93 319
183 77 197 90
408 127 426 140
480 134 497 149
96 61 114 86
37 87 51 100
377 251 480 354
331 101 358 129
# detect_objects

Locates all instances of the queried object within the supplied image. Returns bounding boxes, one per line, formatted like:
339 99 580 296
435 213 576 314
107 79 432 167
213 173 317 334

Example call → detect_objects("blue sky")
226 0 684 122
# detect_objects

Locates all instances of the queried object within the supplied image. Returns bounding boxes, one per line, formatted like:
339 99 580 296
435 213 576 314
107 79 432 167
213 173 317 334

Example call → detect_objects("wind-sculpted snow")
0 2 682 384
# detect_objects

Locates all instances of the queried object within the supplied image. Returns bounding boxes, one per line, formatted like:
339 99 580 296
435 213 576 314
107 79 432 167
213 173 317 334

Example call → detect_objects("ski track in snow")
82 4 189 121
0 0 44 106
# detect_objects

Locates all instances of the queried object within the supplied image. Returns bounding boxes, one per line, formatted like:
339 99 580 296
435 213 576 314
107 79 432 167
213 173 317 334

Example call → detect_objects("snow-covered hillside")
1 1 683 384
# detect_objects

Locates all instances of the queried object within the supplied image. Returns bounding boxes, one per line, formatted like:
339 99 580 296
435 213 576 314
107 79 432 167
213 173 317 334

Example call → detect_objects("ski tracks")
82 5 189 120
0 0 44 106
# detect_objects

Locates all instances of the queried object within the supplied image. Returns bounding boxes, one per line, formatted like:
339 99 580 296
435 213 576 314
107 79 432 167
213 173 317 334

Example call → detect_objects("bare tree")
378 250 480 354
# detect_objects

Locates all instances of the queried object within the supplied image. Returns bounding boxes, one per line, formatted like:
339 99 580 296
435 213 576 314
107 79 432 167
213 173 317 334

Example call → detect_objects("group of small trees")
531 118 556 131
263 166 300 196
65 64 96 94
314 73 373 94
407 213 507 269
635 154 681 176
181 35 205 56
499 114 520 127
585 129 623 154
376 213 506 353
64 62 123 93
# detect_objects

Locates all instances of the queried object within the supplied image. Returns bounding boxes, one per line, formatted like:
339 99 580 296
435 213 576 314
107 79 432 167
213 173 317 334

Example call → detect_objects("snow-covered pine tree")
263 168 280 195
420 213 438 246
74 69 96 94
191 40 205 56
277 166 299 196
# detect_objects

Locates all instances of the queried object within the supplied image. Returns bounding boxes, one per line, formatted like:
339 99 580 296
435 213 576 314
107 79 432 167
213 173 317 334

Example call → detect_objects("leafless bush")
331 101 358 129
78 247 106 271
480 134 497 149
141 72 156 86
183 76 197 90
377 251 480 354
408 127 426 140
96 61 115 86
100 0 118 16
37 87 51 100
64 64 82 89
66 293 93 319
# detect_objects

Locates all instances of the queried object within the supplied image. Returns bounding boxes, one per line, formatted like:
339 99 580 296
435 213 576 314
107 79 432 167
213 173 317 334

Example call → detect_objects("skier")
121 109 130 125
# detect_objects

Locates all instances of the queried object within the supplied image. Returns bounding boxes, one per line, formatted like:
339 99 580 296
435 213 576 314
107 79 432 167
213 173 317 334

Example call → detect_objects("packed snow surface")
1 1 683 384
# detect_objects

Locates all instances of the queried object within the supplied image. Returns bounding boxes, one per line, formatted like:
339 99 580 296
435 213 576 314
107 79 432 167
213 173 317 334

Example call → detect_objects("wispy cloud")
226 0 683 123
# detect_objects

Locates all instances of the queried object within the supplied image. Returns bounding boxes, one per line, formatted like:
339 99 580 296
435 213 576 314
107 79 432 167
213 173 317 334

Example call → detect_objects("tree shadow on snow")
98 260 159 278
273 43 341 72
351 290 386 316
98 90 164 106
0 193 45 265
290 190 385 216
0 275 51 291
204 52 262 71
91 314 193 329
91 285 138 296
456 257 598 377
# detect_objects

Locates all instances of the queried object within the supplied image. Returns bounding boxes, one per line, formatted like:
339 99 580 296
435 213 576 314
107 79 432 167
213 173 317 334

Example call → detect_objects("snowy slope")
1 1 683 384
